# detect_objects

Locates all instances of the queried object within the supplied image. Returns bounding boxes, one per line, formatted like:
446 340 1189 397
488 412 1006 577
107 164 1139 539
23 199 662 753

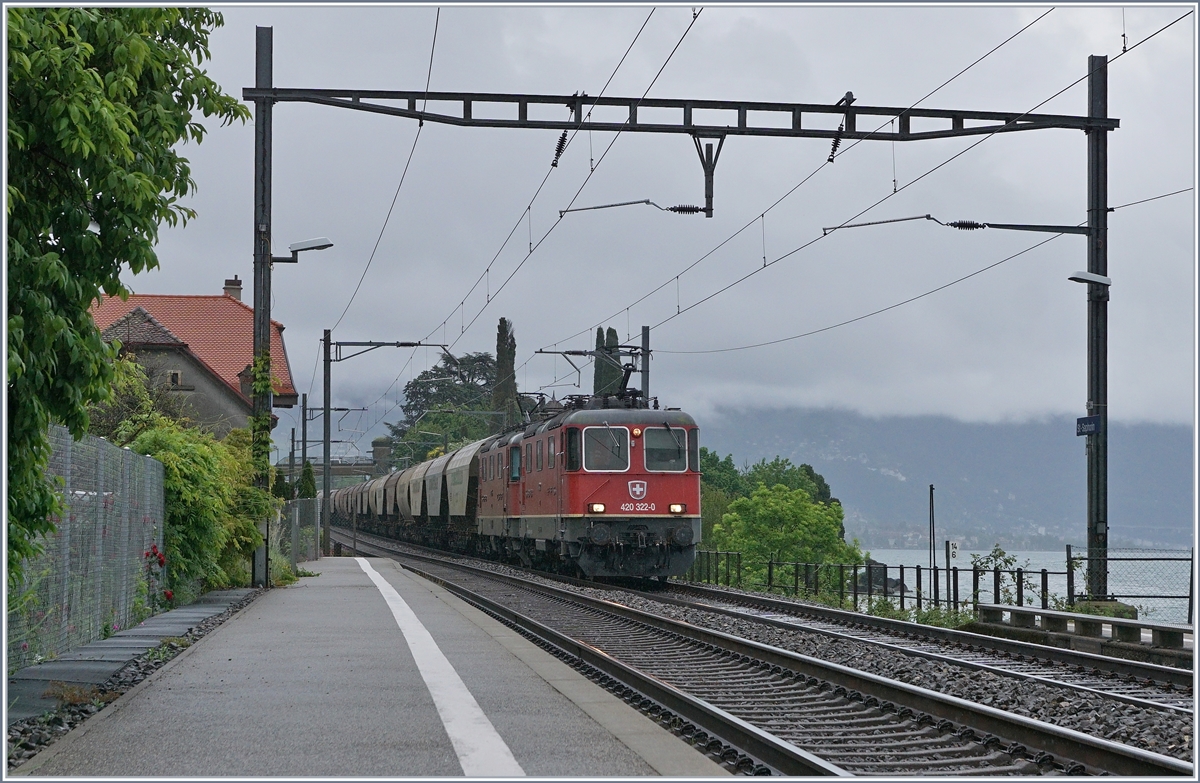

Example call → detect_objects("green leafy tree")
743 457 834 504
6 8 249 585
386 351 498 466
129 424 265 593
710 484 862 585
296 461 317 499
85 352 188 445
492 318 520 428
699 448 744 496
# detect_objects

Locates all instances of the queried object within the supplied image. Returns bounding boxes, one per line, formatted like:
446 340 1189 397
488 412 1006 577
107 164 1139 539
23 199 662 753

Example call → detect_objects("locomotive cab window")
688 428 700 472
509 446 521 481
583 425 630 472
644 426 688 472
565 428 581 471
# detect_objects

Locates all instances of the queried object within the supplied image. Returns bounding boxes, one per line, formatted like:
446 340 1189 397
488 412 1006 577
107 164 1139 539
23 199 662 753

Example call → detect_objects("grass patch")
42 682 119 708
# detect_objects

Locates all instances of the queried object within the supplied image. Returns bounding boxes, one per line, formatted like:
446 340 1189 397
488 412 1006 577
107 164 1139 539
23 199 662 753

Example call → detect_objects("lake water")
865 549 1193 625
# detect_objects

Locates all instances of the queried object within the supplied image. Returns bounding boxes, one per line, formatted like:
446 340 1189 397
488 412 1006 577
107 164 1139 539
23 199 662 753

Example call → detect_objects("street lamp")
251 236 333 588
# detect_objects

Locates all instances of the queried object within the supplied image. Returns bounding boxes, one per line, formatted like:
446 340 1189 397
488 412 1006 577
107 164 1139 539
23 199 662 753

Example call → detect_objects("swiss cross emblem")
628 481 647 500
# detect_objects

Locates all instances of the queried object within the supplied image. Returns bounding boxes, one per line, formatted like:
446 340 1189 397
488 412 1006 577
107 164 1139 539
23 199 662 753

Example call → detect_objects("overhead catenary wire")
344 8 1192 451
447 8 705 352
656 186 1193 355
418 9 657 348
539 7 1056 354
359 4 1056 434
350 11 685 444
644 9 1192 335
331 7 440 333
345 9 659 438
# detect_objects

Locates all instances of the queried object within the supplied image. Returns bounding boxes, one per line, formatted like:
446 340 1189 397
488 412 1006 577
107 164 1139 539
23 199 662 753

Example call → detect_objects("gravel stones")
439 552 1194 763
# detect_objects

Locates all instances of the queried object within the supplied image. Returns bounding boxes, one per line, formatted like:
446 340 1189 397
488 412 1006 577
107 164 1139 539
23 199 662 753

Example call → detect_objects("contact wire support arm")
242 86 1117 221
332 341 446 362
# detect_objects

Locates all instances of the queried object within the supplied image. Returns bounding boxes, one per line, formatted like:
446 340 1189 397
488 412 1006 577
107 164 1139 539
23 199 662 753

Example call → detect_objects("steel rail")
341 534 1192 777
645 585 1192 715
670 582 1193 687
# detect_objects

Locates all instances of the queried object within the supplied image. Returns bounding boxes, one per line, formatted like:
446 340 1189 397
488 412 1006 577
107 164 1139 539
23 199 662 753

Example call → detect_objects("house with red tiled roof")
91 276 298 438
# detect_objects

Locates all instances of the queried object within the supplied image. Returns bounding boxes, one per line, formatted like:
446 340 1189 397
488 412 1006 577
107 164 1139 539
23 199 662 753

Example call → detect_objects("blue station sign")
1076 415 1101 436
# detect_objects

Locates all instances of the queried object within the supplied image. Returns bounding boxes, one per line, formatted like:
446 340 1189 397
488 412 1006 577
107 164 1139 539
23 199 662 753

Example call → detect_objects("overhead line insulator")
551 130 568 167
947 220 986 230
668 205 704 214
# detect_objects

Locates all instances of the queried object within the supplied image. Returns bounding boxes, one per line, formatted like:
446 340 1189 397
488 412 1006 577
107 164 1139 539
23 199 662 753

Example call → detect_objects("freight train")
326 393 701 579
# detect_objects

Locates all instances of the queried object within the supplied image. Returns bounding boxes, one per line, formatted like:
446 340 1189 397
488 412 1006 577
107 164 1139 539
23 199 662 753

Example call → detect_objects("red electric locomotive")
330 393 702 580
476 399 701 578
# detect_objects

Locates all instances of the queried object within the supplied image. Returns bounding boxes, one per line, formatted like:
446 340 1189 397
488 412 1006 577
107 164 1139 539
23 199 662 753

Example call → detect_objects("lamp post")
249 232 334 589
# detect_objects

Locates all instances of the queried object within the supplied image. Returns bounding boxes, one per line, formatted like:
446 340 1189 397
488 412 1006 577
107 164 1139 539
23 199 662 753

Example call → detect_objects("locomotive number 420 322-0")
620 502 656 512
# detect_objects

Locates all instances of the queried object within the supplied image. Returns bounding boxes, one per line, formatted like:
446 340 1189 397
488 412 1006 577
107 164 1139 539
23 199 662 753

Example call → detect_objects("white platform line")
357 558 525 777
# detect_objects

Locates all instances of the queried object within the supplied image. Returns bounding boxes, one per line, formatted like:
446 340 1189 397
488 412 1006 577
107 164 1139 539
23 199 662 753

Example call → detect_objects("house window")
169 371 182 387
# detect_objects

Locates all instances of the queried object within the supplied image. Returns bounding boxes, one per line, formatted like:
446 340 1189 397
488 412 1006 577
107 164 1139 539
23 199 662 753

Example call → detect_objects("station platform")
12 557 727 777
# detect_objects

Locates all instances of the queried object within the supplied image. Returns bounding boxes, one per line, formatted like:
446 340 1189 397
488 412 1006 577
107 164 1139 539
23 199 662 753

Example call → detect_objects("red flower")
157 553 166 567
144 551 151 558
163 590 174 601
151 544 159 554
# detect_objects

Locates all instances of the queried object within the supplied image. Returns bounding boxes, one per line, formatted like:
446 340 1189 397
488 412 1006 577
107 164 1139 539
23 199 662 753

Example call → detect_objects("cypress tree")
593 327 606 395
297 461 317 498
604 327 621 394
493 318 520 428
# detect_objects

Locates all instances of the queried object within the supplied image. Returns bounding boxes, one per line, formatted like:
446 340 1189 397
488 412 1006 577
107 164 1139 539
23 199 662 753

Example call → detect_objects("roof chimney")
223 275 242 301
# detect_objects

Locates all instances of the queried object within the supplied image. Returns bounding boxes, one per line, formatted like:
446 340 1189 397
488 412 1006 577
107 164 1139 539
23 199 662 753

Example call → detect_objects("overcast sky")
140 4 1196 460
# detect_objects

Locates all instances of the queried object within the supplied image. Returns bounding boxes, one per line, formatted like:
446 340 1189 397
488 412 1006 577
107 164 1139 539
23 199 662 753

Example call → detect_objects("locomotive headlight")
589 503 606 514
632 428 642 437
669 503 686 514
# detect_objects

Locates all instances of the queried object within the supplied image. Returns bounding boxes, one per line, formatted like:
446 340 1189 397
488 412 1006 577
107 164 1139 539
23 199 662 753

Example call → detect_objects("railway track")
333 530 1192 776
653 583 1194 714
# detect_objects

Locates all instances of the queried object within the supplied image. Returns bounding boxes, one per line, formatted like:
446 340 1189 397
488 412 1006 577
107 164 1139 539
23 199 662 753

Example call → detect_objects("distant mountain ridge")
700 408 1194 550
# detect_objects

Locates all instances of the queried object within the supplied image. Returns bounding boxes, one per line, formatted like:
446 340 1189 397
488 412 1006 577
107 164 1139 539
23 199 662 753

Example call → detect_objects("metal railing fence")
7 426 165 671
680 546 1194 625
278 498 322 567
685 550 742 588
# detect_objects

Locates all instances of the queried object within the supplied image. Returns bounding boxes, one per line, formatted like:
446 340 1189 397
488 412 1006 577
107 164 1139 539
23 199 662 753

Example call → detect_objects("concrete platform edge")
9 591 261 777
391 560 730 777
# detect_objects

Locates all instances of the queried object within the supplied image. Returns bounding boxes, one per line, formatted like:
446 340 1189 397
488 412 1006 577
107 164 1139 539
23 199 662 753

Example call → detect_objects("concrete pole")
1086 54 1109 599
322 329 332 555
641 325 650 404
251 26 274 588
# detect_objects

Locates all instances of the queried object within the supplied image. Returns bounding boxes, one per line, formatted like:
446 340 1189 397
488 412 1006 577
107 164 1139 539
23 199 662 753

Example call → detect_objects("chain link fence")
1069 546 1194 624
8 426 165 671
278 499 321 568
